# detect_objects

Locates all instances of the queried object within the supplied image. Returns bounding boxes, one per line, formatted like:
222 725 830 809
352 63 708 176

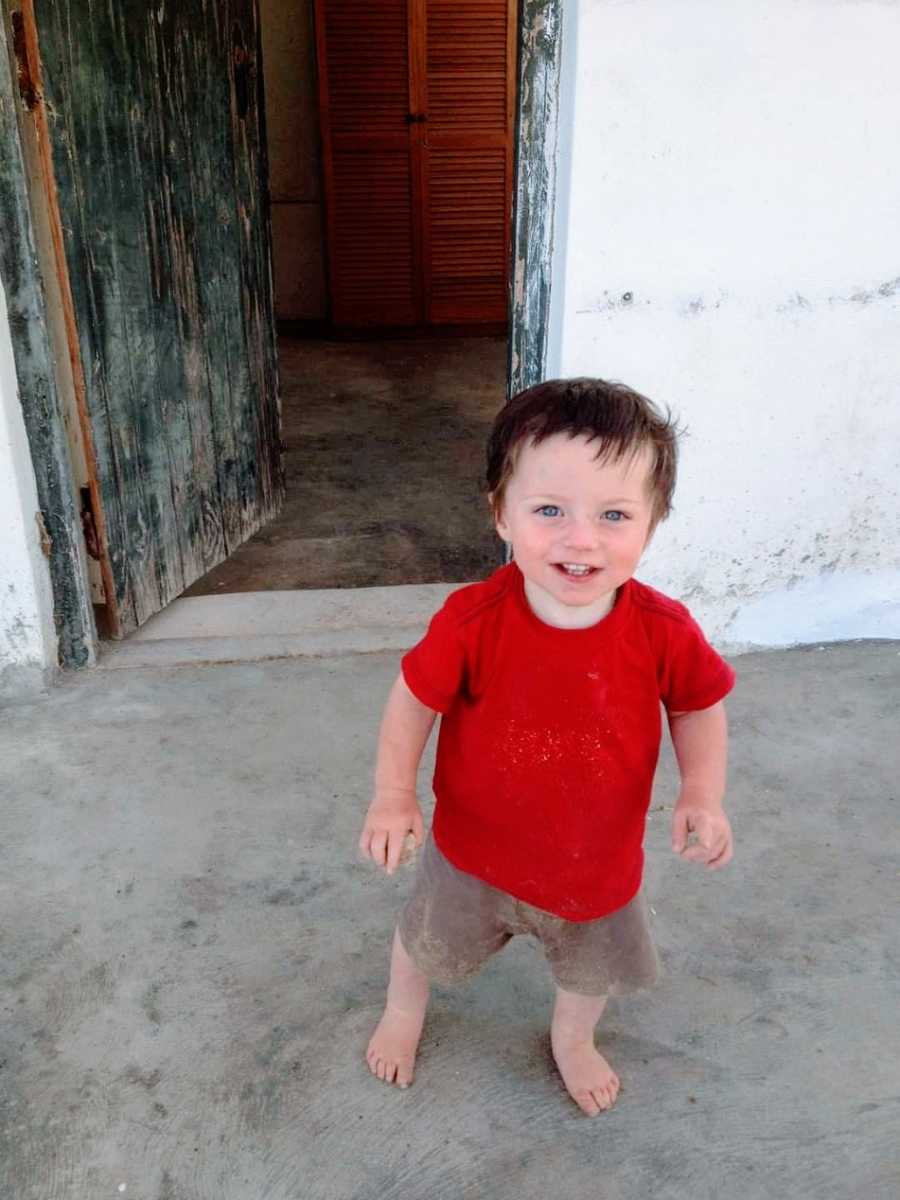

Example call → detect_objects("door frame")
0 5 97 667
0 0 566 670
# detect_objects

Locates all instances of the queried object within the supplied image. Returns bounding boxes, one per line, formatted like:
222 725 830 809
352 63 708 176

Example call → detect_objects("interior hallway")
185 335 507 596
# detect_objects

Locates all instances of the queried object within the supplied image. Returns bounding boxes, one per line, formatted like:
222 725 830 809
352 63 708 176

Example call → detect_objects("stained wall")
546 0 900 648
0 279 57 692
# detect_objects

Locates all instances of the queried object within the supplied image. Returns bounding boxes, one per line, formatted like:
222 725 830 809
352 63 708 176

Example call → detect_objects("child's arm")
667 700 734 870
358 672 438 875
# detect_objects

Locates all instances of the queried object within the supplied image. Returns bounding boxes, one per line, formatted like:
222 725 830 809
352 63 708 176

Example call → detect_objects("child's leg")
367 835 514 1088
537 890 658 1114
550 986 619 1116
366 926 431 1089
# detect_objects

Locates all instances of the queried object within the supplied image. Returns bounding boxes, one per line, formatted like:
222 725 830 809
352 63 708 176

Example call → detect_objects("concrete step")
98 583 460 669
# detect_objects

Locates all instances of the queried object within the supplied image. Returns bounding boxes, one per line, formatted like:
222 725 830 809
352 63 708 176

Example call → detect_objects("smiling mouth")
554 563 599 578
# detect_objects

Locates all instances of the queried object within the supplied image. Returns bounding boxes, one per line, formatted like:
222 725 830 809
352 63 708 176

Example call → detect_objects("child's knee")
398 918 507 986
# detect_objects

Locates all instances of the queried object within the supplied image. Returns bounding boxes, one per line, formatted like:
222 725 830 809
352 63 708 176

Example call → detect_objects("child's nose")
563 517 599 550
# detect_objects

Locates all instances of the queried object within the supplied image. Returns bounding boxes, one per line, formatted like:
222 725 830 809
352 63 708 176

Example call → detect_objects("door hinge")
11 11 40 112
80 487 101 560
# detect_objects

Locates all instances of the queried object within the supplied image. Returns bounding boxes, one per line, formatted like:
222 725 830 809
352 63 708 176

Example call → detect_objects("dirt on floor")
185 335 507 595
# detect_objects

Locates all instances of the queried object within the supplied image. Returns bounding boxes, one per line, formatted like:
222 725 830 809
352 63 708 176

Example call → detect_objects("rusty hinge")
11 11 40 112
80 486 101 560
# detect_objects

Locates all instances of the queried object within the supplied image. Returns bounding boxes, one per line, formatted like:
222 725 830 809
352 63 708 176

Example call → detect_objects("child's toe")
575 1089 600 1116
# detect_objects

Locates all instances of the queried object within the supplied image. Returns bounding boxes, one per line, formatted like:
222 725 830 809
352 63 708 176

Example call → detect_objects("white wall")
0 278 57 692
547 0 900 650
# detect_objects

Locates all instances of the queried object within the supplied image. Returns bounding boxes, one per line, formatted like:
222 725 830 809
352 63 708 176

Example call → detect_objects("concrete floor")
185 336 507 595
2 640 899 1199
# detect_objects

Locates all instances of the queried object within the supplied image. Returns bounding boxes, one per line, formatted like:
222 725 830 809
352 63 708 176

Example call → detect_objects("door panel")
331 145 418 326
425 0 511 132
30 0 282 634
323 1 410 134
317 0 418 325
424 0 515 324
427 143 509 323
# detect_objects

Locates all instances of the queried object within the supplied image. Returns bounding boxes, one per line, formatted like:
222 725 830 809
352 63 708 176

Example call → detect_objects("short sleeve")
401 602 467 714
655 610 736 713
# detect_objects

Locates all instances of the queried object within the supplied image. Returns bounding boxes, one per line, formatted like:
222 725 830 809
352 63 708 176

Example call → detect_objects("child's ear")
490 496 511 542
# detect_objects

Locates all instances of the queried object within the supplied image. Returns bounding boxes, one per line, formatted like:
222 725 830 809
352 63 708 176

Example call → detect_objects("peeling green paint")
32 0 283 634
508 0 562 397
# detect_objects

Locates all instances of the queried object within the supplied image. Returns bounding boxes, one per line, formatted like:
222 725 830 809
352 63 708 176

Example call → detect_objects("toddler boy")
359 378 735 1115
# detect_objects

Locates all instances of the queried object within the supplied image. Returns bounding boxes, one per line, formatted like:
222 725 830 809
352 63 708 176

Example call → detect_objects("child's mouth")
554 563 598 580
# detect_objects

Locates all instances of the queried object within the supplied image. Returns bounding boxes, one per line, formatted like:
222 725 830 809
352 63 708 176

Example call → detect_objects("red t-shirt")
401 563 735 921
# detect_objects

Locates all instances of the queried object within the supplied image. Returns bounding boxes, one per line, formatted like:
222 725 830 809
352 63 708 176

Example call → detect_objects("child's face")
494 433 657 628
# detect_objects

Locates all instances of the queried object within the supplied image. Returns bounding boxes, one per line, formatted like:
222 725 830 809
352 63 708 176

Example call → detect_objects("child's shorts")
397 834 660 996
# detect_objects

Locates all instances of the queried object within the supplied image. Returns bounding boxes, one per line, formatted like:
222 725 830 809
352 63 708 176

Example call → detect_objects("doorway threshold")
98 583 460 670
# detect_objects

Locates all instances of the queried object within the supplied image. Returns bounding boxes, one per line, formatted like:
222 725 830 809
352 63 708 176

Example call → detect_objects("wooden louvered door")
316 0 419 325
422 0 516 323
315 0 516 328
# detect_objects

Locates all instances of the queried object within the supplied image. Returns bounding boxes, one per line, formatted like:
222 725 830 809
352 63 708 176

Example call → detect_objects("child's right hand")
358 788 424 875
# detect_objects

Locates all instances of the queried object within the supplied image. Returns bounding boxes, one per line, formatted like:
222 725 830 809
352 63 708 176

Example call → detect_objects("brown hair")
486 377 680 526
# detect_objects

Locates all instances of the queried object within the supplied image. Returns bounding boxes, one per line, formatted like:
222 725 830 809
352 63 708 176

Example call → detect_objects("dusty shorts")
398 834 660 996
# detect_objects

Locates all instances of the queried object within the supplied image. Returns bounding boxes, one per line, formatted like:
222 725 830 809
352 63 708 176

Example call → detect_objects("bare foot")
366 1002 426 1089
552 1033 620 1115
551 1032 620 1115
366 928 430 1089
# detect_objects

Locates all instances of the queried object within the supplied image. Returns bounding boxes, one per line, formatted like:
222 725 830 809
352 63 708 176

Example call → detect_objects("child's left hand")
671 795 733 870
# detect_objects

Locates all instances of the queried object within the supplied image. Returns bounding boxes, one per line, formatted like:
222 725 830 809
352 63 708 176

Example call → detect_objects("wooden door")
24 0 282 637
316 0 516 328
422 0 516 324
316 0 419 326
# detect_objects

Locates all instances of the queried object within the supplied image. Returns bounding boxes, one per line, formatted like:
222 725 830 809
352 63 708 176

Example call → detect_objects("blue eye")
604 510 627 522
536 505 561 517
